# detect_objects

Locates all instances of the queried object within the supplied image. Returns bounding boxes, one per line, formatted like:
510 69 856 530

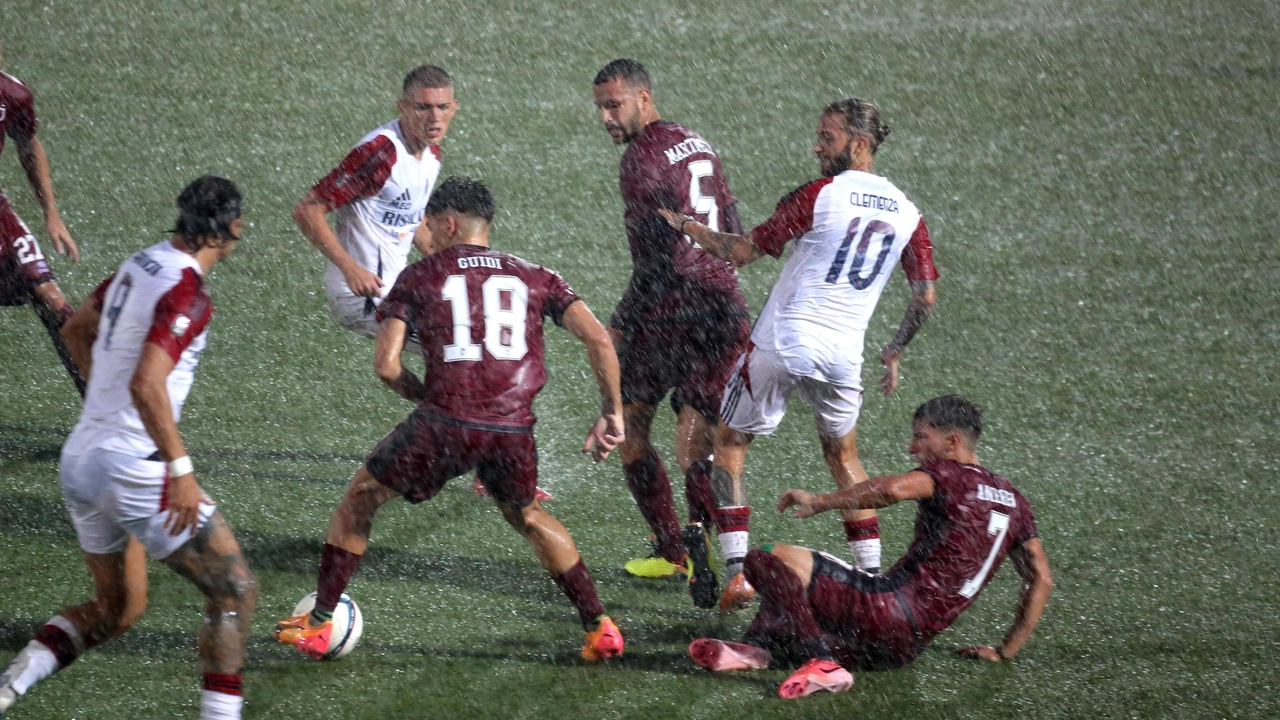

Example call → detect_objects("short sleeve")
88 274 116 312
751 178 833 258
542 269 581 327
375 271 414 325
312 135 398 211
145 268 213 361
1010 491 1040 547
4 82 37 141
900 218 939 282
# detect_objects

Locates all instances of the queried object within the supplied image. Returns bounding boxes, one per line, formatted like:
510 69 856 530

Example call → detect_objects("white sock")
202 690 244 720
850 538 881 571
719 531 749 576
3 640 60 695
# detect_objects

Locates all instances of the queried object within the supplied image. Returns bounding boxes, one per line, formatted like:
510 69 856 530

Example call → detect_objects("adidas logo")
395 188 411 203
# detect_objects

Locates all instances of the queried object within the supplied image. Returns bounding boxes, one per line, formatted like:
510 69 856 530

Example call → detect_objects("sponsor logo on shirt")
171 315 192 336
977 484 1017 508
850 192 899 213
664 138 715 165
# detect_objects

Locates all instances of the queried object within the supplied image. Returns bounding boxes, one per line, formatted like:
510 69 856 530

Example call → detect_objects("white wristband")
167 456 194 478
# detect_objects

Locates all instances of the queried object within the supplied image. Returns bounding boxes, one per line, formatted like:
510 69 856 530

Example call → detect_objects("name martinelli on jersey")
664 138 715 165
850 192 899 213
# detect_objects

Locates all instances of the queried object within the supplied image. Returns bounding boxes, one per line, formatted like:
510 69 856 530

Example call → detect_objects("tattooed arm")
880 279 936 396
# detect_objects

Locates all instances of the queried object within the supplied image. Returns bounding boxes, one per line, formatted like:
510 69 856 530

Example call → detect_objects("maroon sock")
552 559 606 628
315 543 363 615
713 505 751 535
684 459 717 527
843 517 880 543
34 621 81 667
623 453 684 562
202 673 243 696
743 549 827 652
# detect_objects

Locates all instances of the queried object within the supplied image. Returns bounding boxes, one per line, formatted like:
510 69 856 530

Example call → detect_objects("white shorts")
59 449 216 559
326 292 421 352
720 346 863 438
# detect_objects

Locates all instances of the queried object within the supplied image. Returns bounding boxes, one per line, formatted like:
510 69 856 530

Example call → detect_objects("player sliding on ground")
687 395 1052 699
657 97 938 611
0 177 257 719
275 177 628 662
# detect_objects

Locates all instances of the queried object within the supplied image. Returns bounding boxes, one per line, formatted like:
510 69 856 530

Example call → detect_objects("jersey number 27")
441 274 528 362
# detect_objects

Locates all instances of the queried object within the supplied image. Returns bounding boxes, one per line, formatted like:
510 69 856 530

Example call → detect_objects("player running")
688 395 1052 699
658 97 939 610
275 177 628 662
0 177 257 719
293 64 456 345
0 39 86 395
592 58 751 607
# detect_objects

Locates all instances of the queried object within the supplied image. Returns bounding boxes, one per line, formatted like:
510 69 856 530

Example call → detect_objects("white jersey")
314 119 442 304
64 241 213 457
749 170 938 387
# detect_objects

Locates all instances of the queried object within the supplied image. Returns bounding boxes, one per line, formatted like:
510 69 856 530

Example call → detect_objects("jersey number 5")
441 274 529 362
959 510 1010 599
687 160 720 233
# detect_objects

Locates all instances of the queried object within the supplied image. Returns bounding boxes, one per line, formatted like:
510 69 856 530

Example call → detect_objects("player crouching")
688 396 1052 699
275 177 627 662
0 177 256 719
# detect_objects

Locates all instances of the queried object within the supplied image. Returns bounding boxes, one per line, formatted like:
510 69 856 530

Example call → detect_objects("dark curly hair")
169 175 242 248
824 97 892 154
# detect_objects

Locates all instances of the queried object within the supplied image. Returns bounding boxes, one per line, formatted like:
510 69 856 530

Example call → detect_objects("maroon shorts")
616 314 750 422
808 551 922 671
0 200 55 306
364 410 539 507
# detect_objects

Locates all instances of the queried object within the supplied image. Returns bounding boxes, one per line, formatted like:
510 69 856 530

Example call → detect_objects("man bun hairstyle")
594 58 651 90
824 97 892 154
403 65 452 96
170 175 242 248
425 176 496 222
914 395 984 444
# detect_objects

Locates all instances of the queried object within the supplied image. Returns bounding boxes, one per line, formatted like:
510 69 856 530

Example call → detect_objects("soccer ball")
291 591 364 660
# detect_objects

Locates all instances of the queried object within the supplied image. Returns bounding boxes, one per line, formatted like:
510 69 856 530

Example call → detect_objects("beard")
820 147 853 177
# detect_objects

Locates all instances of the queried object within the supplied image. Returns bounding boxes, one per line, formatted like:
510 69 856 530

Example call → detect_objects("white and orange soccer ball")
291 591 364 660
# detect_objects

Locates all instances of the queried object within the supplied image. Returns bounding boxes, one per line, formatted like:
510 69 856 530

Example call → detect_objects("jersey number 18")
441 274 529 362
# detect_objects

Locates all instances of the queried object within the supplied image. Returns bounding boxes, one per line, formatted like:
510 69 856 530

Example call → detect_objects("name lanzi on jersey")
977 484 1017 508
664 138 715 165
850 192 899 213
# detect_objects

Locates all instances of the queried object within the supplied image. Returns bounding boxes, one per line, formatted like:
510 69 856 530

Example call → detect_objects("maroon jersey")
893 460 1039 642
0 71 38 206
613 120 748 329
377 244 581 429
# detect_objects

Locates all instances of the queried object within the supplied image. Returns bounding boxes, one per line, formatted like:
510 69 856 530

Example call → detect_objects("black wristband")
680 218 694 234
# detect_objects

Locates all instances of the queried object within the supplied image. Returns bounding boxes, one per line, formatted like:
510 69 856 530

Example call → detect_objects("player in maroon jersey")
592 58 751 607
0 40 85 395
275 177 629 661
687 395 1053 699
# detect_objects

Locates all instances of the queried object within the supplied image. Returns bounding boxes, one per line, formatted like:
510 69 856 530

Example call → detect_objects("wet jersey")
0 71 38 209
613 120 748 329
64 241 214 458
314 119 443 304
377 244 581 429
891 460 1039 643
749 170 938 387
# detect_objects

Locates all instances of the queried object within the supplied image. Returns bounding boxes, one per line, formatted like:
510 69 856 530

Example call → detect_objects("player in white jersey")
0 177 257 720
293 65 456 343
660 98 939 610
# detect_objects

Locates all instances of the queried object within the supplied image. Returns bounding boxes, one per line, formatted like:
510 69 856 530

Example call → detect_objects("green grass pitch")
1 0 1277 717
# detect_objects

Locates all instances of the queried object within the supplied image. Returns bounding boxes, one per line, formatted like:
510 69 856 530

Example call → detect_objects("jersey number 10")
441 274 529 362
825 217 896 289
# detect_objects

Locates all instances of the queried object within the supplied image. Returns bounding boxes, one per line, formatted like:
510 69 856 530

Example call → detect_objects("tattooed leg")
711 424 754 579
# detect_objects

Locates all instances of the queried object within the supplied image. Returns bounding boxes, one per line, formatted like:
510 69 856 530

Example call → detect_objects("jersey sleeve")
88 274 116 312
1009 491 1040 547
311 135 398 211
750 178 833 258
899 217 940 282
375 270 414 325
542 269 582 327
4 83 37 141
145 268 213 361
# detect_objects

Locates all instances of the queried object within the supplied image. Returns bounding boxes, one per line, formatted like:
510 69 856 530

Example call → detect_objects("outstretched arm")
778 470 935 518
293 190 384 297
955 538 1052 662
373 318 425 402
15 133 77 261
560 300 625 462
656 209 765 267
880 279 935 396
